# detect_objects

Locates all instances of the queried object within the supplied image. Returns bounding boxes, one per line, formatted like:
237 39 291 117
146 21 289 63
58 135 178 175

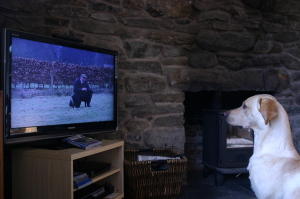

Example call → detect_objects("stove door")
218 114 253 168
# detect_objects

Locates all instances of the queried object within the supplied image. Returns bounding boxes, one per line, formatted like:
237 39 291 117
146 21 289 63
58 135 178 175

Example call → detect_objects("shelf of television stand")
12 139 124 199
73 167 121 191
92 167 120 183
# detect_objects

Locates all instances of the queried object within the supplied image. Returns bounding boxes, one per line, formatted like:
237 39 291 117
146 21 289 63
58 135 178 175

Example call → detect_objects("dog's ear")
259 98 278 125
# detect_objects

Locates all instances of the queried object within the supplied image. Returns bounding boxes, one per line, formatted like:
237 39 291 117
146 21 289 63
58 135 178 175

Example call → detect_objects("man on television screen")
72 74 93 108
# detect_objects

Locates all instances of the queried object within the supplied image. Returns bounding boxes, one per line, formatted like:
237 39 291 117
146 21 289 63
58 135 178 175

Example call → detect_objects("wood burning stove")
202 109 254 186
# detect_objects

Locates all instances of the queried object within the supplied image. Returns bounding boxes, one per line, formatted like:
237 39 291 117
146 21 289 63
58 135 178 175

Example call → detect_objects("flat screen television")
1 29 118 144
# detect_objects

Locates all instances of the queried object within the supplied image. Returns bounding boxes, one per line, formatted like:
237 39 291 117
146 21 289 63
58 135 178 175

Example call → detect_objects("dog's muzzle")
224 111 244 129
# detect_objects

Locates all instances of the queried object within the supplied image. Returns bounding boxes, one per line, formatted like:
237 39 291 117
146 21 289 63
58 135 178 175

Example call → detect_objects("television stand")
12 139 124 199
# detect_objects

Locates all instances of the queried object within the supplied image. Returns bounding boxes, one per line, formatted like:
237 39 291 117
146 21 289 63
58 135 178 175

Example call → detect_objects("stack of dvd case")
73 171 92 189
64 134 102 150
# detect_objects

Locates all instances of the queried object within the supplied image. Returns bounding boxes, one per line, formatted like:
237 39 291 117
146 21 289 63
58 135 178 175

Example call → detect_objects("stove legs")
203 166 224 186
203 164 248 187
203 165 210 178
214 171 224 186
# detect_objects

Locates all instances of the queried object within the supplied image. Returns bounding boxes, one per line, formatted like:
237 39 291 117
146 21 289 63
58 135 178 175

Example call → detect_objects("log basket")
124 148 187 199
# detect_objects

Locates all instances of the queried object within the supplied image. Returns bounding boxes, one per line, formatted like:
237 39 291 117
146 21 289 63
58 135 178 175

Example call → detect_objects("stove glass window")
226 125 254 148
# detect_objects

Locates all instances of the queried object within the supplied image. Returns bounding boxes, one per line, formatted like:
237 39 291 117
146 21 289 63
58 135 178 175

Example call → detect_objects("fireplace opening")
184 90 275 185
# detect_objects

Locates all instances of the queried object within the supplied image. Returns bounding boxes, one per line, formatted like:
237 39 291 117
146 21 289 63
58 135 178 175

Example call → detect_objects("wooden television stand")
12 140 124 199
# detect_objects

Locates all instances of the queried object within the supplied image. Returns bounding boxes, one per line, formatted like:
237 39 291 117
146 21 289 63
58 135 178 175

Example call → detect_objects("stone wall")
1 0 300 170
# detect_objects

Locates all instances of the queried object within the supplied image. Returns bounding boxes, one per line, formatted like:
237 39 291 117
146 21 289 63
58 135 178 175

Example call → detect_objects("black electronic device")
74 183 114 199
1 29 118 144
74 161 112 178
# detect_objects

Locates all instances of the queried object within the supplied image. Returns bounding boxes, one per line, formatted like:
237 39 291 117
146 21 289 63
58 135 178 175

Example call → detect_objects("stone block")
152 92 185 103
131 104 184 118
121 18 174 30
48 6 89 17
155 104 185 114
123 0 144 10
195 10 230 22
144 126 185 153
127 119 149 133
253 35 274 54
127 133 142 141
197 31 257 51
72 19 124 34
249 54 281 67
273 31 299 43
189 51 218 68
120 60 163 74
131 105 156 118
91 13 116 23
161 57 188 66
165 67 290 92
163 47 189 57
212 21 244 31
145 0 194 19
154 115 185 126
276 0 300 13
280 53 300 70
125 74 166 93
122 94 152 107
90 2 121 12
218 57 246 70
146 31 195 45
124 41 163 58
44 17 70 27
192 0 218 12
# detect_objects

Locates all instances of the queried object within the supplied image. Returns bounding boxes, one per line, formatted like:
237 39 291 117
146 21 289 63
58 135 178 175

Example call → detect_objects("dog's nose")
223 111 229 117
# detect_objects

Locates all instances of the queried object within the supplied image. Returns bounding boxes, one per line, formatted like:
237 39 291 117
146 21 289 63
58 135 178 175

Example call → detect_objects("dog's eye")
242 104 247 109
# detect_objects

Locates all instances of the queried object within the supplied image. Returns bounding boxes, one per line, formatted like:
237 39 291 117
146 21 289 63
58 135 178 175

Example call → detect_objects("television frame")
1 29 118 144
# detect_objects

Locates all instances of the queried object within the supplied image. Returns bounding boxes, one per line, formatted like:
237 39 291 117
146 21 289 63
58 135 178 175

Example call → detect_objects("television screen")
1 29 118 144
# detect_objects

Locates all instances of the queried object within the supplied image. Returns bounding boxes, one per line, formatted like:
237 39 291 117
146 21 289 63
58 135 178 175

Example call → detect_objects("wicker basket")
124 148 187 199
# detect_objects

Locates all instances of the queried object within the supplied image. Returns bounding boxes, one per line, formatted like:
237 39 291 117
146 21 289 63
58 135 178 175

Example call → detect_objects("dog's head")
225 94 278 130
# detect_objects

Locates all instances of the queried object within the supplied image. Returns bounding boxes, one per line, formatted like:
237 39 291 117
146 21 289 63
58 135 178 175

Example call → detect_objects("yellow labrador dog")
225 94 300 199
